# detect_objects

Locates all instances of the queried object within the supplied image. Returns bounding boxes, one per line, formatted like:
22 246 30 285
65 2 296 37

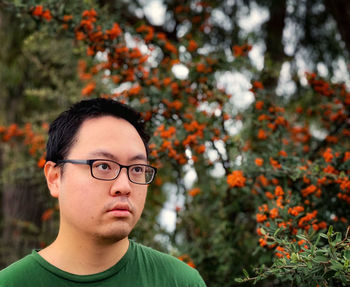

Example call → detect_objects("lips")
107 203 132 217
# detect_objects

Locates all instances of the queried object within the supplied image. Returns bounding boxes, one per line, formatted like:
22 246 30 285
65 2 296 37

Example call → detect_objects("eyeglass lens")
91 160 154 183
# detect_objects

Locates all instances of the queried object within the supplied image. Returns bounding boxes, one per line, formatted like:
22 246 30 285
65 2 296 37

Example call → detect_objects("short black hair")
46 98 150 163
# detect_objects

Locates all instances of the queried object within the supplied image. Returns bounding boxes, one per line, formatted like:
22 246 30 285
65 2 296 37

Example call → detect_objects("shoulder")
130 241 206 286
0 253 37 286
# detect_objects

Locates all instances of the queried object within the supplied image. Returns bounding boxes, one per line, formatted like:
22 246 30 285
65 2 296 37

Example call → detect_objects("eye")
94 161 112 171
131 165 145 174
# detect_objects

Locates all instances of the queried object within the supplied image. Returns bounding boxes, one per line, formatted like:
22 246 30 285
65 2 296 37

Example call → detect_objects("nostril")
110 175 132 196
111 189 131 197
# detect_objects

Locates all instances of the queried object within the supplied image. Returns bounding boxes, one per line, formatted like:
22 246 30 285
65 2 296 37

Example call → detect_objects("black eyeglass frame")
55 159 157 185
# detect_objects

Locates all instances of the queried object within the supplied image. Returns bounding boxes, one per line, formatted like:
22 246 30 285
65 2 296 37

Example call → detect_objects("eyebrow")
88 150 148 163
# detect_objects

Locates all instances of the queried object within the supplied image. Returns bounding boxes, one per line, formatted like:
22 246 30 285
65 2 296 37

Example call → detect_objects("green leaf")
273 228 281 237
319 233 328 239
344 259 349 269
334 232 342 244
306 261 313 269
315 250 327 256
313 234 321 248
330 259 343 271
313 256 328 263
296 234 308 241
327 226 334 237
243 268 249 278
344 250 350 261
291 252 299 262
259 228 266 235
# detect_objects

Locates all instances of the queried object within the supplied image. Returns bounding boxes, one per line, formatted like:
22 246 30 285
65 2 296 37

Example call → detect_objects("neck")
39 225 130 275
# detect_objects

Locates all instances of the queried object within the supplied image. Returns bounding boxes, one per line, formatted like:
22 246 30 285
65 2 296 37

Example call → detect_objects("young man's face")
48 116 148 243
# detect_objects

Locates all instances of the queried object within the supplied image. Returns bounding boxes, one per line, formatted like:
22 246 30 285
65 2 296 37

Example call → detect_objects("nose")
109 167 132 197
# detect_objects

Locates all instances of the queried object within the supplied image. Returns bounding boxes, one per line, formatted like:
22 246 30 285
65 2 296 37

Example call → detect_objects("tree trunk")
0 180 44 268
325 0 350 56
262 0 287 90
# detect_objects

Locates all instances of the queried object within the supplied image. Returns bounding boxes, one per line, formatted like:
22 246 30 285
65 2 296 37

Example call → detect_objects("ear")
44 161 61 198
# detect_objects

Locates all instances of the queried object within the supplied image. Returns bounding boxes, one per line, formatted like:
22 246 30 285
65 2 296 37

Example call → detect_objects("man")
0 98 206 286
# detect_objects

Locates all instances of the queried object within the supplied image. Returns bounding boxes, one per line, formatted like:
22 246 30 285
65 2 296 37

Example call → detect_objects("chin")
94 227 131 244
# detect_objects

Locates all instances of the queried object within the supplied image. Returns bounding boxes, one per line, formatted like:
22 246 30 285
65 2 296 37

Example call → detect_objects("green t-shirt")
0 240 206 286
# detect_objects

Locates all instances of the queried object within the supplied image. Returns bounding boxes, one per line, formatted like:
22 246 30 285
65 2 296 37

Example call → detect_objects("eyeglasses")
55 159 157 185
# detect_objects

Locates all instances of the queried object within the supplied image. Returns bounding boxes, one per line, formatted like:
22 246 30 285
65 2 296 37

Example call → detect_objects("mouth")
107 204 132 218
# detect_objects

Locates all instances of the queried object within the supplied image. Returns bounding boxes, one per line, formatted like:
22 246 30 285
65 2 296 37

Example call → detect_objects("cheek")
59 178 101 219
133 188 148 213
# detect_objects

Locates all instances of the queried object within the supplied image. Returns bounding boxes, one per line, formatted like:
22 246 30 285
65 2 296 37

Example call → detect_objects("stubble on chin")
92 221 134 245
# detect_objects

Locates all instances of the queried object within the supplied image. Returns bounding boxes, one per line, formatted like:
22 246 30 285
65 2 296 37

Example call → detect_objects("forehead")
68 116 146 160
